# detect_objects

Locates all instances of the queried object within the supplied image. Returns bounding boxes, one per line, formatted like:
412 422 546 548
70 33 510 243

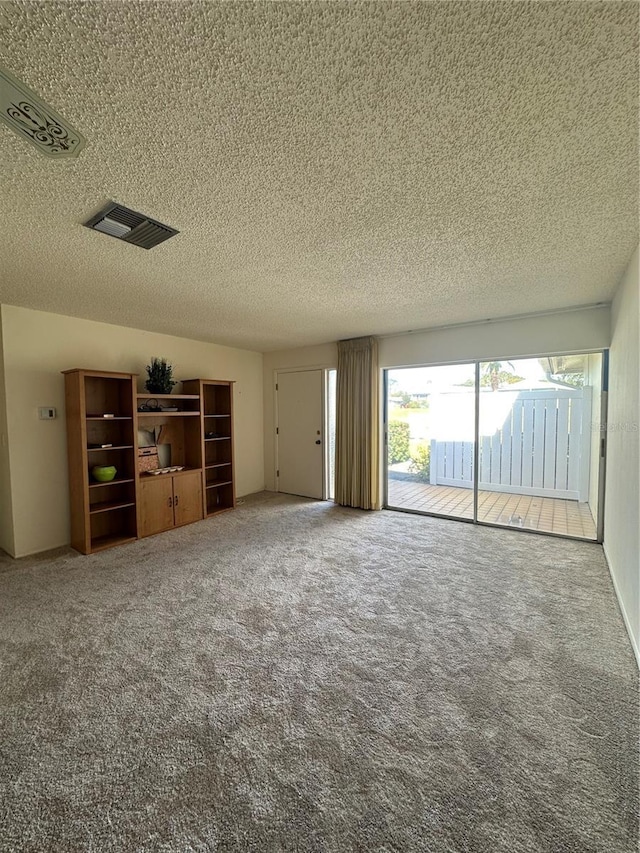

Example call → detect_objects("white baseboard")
603 543 640 670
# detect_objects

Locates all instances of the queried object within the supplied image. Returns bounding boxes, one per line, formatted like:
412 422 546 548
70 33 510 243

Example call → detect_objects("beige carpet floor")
0 492 637 852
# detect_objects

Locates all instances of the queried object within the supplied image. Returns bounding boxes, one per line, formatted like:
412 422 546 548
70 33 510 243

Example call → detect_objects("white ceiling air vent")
84 203 179 250
0 67 85 159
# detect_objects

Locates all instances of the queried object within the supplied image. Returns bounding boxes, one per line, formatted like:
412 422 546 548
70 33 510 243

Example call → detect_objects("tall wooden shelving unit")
63 369 139 554
182 379 236 517
63 372 236 554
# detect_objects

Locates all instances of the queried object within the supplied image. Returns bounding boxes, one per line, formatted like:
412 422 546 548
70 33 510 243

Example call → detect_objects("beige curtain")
335 336 381 510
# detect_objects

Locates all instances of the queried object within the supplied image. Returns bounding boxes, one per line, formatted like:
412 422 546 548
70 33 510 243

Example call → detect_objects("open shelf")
204 434 232 468
137 394 200 400
88 477 135 489
204 414 230 418
86 416 136 450
90 503 137 551
205 479 233 514
88 444 135 483
90 500 136 515
137 394 201 418
89 480 135 515
87 445 133 452
205 463 231 469
90 533 137 552
139 466 202 480
86 416 132 421
84 374 136 420
137 413 202 471
137 411 201 417
201 383 232 415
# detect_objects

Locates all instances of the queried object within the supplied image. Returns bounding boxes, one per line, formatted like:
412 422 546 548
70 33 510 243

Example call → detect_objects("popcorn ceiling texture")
0 1 637 351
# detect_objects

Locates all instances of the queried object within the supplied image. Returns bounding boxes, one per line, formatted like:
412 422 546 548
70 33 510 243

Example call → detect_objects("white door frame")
274 366 333 500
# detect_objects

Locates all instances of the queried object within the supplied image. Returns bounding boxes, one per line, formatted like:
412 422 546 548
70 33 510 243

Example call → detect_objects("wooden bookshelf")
182 379 236 517
63 372 236 553
62 369 139 554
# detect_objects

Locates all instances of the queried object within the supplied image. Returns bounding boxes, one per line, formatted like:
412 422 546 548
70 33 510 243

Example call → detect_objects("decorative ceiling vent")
0 67 85 159
84 203 179 250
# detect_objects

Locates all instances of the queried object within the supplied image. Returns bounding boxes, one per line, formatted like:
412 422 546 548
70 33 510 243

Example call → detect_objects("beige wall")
0 308 15 555
603 246 639 665
263 343 338 491
1 305 264 557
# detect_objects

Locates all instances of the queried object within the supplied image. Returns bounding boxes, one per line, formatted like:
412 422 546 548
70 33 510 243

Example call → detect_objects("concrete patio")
386 478 597 539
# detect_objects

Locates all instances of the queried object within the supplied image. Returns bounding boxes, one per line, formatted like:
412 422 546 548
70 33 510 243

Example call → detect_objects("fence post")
430 439 437 484
579 387 592 502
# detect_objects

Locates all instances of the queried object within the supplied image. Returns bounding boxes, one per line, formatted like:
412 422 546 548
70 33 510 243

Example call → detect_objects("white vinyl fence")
430 388 592 500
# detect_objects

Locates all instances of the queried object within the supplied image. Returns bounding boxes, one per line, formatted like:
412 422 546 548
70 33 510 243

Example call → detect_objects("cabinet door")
173 471 203 527
139 476 174 537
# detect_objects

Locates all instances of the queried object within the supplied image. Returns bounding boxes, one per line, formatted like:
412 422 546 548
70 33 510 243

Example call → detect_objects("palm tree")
483 361 515 391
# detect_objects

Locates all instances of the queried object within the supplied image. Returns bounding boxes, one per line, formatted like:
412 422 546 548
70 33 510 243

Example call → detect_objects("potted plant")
145 357 177 394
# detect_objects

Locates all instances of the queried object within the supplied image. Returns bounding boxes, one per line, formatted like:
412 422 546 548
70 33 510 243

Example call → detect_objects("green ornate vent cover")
0 67 85 159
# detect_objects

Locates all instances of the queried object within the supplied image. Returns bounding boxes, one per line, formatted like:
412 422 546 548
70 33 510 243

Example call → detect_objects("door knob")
315 439 321 445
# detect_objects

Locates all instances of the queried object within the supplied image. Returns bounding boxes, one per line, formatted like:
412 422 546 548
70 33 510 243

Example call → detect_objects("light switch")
38 407 57 420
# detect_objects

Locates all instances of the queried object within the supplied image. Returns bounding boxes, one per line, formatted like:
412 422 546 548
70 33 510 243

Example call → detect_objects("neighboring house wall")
0 305 264 558
604 246 639 664
0 308 15 556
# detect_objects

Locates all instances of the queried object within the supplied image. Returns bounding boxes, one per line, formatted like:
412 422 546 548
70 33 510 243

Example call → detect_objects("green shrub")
388 421 410 464
409 443 431 481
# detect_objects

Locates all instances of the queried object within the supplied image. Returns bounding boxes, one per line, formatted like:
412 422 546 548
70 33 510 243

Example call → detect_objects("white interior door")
277 370 324 499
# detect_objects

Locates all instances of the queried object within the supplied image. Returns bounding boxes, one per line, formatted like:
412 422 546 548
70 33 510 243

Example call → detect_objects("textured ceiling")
0 1 637 352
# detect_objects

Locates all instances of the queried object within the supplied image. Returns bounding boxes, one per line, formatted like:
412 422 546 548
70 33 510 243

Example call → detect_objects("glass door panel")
326 369 337 501
477 354 601 540
385 364 476 519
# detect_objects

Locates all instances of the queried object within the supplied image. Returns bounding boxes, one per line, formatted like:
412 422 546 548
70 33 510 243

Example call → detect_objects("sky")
387 357 585 395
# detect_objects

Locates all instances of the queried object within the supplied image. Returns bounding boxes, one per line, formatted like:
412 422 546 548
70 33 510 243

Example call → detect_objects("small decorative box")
138 446 159 473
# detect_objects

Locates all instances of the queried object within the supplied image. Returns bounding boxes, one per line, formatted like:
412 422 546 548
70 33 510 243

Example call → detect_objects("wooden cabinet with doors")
139 469 203 537
182 379 236 517
135 390 203 538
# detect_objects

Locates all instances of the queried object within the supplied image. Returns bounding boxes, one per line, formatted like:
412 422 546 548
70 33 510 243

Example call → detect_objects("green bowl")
91 465 117 482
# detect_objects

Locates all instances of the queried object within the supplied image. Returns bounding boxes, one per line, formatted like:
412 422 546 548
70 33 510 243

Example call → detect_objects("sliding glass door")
386 364 476 520
384 352 604 541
